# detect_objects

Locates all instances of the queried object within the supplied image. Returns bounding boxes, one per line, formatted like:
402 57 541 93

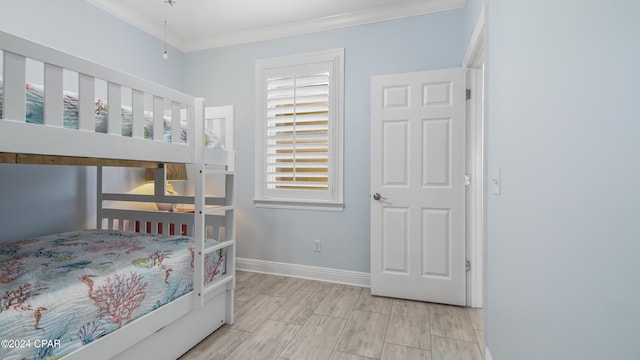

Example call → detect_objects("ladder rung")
204 205 234 214
204 169 234 175
204 274 234 296
204 239 235 255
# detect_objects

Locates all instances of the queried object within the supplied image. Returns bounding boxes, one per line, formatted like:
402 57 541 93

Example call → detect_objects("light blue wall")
487 0 640 359
0 0 183 241
0 0 183 89
183 10 465 272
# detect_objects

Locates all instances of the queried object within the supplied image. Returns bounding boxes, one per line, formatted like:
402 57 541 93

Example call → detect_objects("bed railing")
0 30 201 164
100 208 228 240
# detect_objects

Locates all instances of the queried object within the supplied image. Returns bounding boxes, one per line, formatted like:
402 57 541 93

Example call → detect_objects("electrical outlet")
314 240 321 252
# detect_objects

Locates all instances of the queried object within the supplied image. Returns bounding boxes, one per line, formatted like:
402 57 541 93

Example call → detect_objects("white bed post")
97 166 103 230
193 98 206 309
225 172 236 324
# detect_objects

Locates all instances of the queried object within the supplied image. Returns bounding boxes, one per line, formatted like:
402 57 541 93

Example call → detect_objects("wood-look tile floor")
180 271 484 360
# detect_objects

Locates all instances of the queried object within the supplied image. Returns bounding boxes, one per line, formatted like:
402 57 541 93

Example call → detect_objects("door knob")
372 193 387 201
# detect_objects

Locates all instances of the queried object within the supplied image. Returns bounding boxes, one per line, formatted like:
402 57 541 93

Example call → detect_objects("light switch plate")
492 168 501 195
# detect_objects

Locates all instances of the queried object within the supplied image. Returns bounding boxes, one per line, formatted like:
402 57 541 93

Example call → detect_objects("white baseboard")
485 347 493 360
236 257 370 287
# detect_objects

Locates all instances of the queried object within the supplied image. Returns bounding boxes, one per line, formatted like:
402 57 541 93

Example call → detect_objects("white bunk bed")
0 31 235 360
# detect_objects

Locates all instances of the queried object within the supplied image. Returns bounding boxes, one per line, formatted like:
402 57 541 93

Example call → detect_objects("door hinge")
466 88 471 100
465 174 471 187
466 260 471 272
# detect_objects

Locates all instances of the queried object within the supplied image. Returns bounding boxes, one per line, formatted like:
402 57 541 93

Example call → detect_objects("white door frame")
463 5 486 309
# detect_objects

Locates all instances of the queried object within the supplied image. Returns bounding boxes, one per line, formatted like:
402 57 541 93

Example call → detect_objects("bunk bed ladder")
193 102 235 325
194 169 235 316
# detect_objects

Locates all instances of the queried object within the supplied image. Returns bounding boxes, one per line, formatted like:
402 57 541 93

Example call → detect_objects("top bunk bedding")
0 30 233 166
0 79 223 149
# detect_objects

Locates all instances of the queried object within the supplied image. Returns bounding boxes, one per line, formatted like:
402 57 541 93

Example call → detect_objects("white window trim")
254 49 344 211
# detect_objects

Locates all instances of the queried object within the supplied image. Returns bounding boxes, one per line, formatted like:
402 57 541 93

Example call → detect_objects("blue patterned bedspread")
0 230 225 360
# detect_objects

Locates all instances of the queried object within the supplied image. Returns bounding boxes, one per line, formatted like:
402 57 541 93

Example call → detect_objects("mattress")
0 230 225 360
0 80 223 149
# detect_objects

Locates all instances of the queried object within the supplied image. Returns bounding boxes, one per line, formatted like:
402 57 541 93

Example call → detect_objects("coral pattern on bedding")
0 230 225 360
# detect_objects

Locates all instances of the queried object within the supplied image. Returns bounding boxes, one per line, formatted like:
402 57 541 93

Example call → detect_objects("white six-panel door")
371 68 466 305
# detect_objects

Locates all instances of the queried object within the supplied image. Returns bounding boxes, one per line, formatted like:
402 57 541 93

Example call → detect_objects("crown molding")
184 0 465 51
87 0 465 52
86 0 185 49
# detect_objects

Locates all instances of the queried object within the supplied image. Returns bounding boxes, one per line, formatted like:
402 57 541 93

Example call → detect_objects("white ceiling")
86 0 465 52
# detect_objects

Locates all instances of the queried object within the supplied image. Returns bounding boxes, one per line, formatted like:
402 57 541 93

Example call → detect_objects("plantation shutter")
255 49 343 209
266 72 330 192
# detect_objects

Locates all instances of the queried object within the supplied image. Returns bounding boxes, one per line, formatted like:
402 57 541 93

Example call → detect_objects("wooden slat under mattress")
0 152 168 168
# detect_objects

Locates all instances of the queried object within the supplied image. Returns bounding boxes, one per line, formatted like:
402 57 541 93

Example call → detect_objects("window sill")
254 199 344 212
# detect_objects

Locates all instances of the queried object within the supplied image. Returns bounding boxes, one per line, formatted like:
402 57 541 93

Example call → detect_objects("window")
254 49 344 211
